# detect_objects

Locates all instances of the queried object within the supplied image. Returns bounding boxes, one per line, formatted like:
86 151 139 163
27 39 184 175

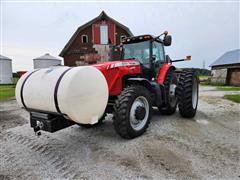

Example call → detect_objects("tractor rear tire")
159 68 178 115
177 71 199 118
77 112 107 128
113 85 152 139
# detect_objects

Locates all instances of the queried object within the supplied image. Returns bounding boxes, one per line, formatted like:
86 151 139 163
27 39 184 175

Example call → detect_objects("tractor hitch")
33 121 44 136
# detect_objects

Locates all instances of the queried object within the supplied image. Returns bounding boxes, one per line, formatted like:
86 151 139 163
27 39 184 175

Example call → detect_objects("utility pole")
202 60 206 69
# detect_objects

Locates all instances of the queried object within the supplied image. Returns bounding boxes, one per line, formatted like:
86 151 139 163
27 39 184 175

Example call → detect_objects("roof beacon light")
144 35 151 39
185 56 191 61
156 30 169 39
163 31 168 36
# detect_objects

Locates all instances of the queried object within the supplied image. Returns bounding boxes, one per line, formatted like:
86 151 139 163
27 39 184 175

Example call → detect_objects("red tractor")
27 32 198 139
82 31 199 138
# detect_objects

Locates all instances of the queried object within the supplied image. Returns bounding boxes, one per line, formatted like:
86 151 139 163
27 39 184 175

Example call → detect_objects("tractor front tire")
159 68 178 115
113 86 152 139
177 71 199 118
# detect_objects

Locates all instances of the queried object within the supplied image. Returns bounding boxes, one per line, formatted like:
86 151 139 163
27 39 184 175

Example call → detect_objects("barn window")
82 35 88 43
100 25 108 44
120 35 127 43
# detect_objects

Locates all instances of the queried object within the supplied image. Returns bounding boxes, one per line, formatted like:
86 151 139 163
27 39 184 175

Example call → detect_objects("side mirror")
163 35 172 46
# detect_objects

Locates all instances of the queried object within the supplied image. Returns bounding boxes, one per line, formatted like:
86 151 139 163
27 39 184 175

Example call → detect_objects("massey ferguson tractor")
16 31 199 139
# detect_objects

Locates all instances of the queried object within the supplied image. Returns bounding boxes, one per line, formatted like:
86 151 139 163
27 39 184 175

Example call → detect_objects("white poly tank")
16 66 109 124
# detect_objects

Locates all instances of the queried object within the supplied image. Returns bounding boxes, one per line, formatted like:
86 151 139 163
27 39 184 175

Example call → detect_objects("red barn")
60 11 133 66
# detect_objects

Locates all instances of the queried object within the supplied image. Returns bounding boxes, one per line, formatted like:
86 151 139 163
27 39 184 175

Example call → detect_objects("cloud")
1 2 239 71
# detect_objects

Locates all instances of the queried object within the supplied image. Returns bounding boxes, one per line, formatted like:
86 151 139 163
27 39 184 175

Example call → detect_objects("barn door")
100 25 108 44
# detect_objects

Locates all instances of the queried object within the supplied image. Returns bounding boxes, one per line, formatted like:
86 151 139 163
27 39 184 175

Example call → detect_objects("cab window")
152 41 165 62
152 41 165 76
123 41 150 68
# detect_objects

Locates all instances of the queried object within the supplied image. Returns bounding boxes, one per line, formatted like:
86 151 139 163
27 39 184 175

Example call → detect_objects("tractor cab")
121 32 172 80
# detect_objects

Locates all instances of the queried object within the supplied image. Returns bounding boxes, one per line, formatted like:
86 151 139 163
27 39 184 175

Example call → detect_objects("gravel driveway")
0 86 239 180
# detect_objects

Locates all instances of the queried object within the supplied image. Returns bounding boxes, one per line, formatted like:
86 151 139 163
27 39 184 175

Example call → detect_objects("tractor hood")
91 60 141 96
92 60 141 72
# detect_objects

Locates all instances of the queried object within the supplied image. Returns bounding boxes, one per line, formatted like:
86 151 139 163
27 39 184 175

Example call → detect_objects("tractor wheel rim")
169 75 178 107
169 84 177 107
130 96 149 131
192 77 198 109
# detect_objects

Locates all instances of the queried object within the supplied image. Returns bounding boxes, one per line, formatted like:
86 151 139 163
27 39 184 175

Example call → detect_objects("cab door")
152 41 165 77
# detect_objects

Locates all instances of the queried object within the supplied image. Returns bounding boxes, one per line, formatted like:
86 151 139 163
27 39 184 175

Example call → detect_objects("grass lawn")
201 82 240 91
200 82 225 86
198 75 210 81
217 86 240 91
0 85 16 101
224 94 240 103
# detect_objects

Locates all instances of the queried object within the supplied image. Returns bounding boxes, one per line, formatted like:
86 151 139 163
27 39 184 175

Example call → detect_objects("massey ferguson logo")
108 61 140 69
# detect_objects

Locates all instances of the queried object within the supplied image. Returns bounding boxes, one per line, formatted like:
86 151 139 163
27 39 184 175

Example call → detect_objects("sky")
1 1 239 72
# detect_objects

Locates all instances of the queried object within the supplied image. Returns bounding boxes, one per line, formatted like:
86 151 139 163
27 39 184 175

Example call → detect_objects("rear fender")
157 63 176 84
126 78 154 93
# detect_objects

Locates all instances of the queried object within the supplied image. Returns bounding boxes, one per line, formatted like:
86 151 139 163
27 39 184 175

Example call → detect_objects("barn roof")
59 11 134 57
33 53 61 61
0 54 12 61
210 49 240 67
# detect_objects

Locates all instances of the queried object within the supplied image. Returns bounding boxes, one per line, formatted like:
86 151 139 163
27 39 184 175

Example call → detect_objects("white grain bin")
16 66 108 124
0 55 13 84
33 53 62 69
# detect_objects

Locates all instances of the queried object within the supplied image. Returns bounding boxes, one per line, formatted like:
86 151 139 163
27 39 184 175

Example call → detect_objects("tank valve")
34 121 43 136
